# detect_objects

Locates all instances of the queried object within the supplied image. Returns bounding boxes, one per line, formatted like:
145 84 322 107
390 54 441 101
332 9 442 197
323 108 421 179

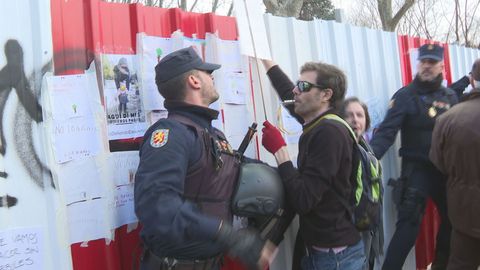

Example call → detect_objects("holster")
139 248 163 270
388 160 416 206
388 177 407 206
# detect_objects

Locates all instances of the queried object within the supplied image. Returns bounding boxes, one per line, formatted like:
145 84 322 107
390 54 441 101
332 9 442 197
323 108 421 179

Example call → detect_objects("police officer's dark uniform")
370 44 457 270
134 47 266 270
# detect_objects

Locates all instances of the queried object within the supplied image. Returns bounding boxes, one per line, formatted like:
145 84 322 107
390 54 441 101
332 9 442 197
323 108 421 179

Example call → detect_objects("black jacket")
267 66 360 247
134 102 225 259
370 75 458 163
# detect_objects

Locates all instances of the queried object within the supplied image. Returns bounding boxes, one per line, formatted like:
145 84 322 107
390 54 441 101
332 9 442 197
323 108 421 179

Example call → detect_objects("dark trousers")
382 162 451 270
447 229 480 270
139 250 220 270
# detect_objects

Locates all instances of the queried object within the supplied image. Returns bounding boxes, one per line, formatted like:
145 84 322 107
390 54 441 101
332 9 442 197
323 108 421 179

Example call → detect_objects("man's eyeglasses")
296 80 325 93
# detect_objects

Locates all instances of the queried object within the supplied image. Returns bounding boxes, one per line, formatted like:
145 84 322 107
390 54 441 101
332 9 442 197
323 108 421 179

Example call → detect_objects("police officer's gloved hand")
262 121 286 154
216 222 264 269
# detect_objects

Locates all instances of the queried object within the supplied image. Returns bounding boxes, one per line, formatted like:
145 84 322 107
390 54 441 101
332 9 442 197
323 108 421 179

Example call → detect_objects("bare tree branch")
227 2 233 16
263 0 279 13
165 0 175 8
189 0 199 11
211 0 220 12
178 0 186 10
390 0 415 29
465 1 480 46
377 0 415 31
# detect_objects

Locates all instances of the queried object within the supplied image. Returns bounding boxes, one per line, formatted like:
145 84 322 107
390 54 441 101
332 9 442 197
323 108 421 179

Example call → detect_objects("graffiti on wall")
0 39 53 208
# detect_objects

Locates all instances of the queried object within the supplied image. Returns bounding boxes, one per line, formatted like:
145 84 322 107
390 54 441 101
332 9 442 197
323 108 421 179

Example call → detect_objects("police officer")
371 44 457 270
134 47 272 270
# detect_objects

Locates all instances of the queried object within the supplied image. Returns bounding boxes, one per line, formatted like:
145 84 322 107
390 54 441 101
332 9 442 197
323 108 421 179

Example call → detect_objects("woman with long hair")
340 97 384 270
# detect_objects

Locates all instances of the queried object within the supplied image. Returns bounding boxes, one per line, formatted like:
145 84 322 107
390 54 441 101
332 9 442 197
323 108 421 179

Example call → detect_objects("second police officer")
370 44 457 270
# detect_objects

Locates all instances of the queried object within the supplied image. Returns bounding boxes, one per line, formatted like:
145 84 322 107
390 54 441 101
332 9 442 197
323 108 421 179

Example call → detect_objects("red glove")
262 121 286 154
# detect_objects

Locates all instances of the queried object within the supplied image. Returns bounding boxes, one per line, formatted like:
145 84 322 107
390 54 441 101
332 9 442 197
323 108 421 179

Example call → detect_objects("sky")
331 0 353 10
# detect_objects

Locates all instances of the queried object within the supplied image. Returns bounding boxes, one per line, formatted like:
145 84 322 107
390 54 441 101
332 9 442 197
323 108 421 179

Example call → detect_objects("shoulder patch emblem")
150 129 169 148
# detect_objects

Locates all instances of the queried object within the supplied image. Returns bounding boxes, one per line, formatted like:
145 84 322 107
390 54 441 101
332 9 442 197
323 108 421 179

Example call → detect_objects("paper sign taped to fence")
0 226 44 270
67 199 110 244
109 151 139 186
56 158 104 205
46 74 93 120
233 0 272 60
137 35 174 110
219 72 248 104
51 117 101 163
114 184 137 228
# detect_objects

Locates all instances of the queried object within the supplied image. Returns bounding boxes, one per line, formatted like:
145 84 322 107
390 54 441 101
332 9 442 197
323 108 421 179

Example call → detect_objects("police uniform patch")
151 129 169 148
221 140 234 154
216 139 234 154
432 101 450 110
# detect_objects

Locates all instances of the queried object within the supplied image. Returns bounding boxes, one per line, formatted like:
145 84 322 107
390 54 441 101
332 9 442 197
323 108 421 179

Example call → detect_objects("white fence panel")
0 1 72 270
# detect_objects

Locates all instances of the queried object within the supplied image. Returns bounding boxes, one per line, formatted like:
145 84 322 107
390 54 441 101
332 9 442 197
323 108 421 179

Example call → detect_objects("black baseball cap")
155 47 221 83
418 44 444 62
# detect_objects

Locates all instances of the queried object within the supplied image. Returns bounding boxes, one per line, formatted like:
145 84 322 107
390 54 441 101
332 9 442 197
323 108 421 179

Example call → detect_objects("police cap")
418 44 444 62
155 47 221 83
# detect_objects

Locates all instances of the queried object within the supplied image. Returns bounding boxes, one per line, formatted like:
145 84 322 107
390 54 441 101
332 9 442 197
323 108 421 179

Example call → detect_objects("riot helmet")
232 163 285 218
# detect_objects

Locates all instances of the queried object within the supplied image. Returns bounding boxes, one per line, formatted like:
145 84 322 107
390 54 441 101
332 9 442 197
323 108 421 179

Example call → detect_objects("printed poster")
101 54 147 140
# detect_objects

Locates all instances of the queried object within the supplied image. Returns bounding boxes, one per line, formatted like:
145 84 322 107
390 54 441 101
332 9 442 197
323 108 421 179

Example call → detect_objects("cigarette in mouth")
282 100 295 105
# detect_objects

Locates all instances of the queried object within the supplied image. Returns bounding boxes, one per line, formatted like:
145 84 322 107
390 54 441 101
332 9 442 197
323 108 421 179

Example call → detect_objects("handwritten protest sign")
0 227 43 270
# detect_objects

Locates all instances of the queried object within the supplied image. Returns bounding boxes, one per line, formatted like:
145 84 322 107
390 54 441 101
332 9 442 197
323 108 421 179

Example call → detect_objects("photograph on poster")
101 54 146 140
